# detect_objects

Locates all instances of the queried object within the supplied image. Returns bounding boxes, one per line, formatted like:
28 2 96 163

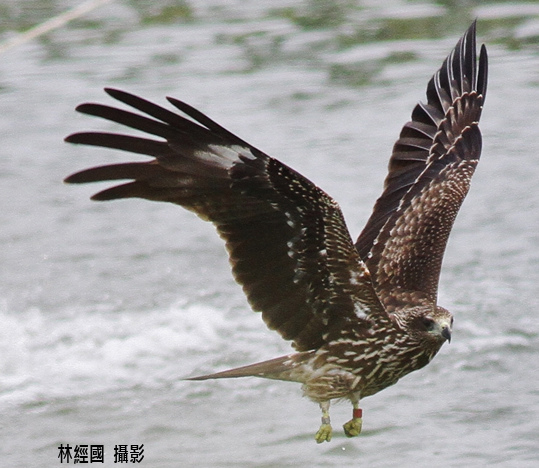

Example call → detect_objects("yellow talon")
343 417 362 437
315 423 332 443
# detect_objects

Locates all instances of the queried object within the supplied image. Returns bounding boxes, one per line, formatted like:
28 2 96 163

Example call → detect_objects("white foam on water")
0 300 235 407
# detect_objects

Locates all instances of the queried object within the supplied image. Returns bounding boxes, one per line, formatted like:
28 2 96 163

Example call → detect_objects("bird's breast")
303 335 434 400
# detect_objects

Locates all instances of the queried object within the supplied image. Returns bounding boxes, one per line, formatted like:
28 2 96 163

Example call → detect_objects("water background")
1 1 538 466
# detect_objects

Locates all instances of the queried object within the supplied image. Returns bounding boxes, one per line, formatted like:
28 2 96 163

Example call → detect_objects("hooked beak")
441 326 452 343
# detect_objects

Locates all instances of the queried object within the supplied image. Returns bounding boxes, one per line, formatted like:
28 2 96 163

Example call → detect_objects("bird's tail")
186 353 310 382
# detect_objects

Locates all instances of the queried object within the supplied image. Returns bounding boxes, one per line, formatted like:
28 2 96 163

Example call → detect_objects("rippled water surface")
1 1 538 466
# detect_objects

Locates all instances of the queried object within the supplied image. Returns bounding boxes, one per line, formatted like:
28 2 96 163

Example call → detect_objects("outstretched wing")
65 88 387 352
355 21 488 311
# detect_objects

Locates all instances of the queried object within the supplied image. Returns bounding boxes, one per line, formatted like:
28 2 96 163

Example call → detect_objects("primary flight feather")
65 22 487 442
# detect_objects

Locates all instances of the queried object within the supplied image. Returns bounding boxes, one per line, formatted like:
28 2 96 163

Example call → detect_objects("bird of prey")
65 22 487 442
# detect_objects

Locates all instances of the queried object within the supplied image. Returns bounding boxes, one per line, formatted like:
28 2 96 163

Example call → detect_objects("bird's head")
398 305 453 347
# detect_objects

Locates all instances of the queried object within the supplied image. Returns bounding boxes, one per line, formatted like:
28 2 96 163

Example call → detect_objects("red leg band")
353 408 363 419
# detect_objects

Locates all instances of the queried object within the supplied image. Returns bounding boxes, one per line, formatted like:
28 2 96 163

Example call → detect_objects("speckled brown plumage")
64 22 487 442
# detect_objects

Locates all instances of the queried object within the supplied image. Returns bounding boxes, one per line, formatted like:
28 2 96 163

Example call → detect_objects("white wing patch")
196 144 256 169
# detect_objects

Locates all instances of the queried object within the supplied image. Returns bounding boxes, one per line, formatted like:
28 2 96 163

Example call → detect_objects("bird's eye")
421 317 435 330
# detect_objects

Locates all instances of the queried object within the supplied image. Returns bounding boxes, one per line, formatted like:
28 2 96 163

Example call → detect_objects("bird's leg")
314 401 332 443
343 395 363 438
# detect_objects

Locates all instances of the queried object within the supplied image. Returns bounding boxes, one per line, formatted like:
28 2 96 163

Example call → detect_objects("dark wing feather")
65 88 387 351
354 21 488 310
